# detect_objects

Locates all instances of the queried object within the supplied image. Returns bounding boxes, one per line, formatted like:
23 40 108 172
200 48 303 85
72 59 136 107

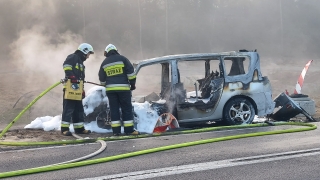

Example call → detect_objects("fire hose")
84 80 104 86
0 81 317 178
60 77 104 86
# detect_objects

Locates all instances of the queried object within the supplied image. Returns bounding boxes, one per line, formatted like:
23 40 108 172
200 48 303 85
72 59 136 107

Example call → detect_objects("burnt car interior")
149 54 252 118
154 59 219 112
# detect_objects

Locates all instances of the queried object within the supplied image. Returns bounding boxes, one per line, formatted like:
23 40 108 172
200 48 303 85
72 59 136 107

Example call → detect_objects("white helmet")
78 43 94 54
105 44 117 53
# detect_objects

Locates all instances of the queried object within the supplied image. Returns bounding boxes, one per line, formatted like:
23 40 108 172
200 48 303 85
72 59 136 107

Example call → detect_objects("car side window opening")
198 59 220 99
133 63 162 98
178 60 203 93
177 59 220 101
224 56 250 76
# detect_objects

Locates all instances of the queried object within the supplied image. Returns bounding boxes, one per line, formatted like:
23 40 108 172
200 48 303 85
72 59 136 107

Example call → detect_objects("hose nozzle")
60 78 67 83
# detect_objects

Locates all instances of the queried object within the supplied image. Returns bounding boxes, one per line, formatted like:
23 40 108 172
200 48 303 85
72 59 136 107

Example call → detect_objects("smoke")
3 1 106 91
10 26 81 83
2 1 320 60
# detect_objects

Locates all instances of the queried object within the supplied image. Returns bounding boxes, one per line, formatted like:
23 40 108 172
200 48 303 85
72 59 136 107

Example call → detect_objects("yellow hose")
0 81 61 139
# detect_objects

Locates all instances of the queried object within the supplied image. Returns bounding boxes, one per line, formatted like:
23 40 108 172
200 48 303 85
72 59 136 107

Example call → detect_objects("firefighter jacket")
98 50 136 92
63 50 86 81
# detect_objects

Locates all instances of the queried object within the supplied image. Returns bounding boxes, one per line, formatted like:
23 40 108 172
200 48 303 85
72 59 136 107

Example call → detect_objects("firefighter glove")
69 76 78 83
130 83 136 91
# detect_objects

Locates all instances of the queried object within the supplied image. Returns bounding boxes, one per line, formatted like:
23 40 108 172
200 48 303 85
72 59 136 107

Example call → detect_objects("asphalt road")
0 122 320 180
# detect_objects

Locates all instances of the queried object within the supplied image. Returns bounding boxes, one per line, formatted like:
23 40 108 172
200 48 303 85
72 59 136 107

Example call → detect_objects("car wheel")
96 108 112 129
223 98 255 125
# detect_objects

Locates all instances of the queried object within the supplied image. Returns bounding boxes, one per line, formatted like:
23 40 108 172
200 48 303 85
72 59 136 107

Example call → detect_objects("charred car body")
84 50 316 129
132 50 275 126
88 50 316 129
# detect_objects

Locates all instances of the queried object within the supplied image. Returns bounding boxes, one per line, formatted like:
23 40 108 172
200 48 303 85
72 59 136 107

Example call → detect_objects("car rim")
229 102 252 124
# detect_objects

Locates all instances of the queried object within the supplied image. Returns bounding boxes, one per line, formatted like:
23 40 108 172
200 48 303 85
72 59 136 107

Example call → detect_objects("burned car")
132 49 275 126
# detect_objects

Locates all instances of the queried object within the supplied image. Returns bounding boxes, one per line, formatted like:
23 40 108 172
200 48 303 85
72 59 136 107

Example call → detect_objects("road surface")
0 122 319 180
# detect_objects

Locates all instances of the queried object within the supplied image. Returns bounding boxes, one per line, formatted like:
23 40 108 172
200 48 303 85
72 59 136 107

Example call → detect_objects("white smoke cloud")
9 25 83 84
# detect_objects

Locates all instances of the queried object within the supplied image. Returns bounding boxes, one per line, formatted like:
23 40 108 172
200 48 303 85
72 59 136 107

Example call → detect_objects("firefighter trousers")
106 91 134 134
61 91 85 133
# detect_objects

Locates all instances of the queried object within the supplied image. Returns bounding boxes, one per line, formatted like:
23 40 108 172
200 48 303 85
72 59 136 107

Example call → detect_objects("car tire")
223 98 255 125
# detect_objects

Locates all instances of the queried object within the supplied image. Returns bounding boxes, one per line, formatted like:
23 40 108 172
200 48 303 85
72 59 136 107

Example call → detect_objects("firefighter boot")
126 130 140 136
61 126 72 136
75 127 91 134
81 129 91 134
62 131 72 136
124 120 140 135
112 126 121 136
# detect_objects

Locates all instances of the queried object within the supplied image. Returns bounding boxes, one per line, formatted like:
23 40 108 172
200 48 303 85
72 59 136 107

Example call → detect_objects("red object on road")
293 60 313 94
153 113 179 133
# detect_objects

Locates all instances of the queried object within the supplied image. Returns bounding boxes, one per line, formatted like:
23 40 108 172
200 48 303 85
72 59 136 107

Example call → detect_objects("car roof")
133 51 255 69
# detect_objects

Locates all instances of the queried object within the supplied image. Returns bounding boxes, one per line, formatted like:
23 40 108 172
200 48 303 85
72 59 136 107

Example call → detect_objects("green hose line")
0 122 311 146
0 123 316 178
0 123 264 146
0 138 97 146
97 122 314 141
0 81 62 139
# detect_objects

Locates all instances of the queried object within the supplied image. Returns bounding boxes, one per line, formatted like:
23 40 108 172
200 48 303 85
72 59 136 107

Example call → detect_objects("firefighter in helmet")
98 44 139 136
61 43 94 136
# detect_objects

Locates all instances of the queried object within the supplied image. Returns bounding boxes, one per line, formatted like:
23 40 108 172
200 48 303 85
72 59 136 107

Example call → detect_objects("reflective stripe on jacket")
98 51 136 92
63 50 86 88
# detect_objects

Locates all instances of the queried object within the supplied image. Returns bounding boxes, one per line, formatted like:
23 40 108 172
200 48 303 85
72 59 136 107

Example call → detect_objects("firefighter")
98 44 139 136
61 43 94 136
